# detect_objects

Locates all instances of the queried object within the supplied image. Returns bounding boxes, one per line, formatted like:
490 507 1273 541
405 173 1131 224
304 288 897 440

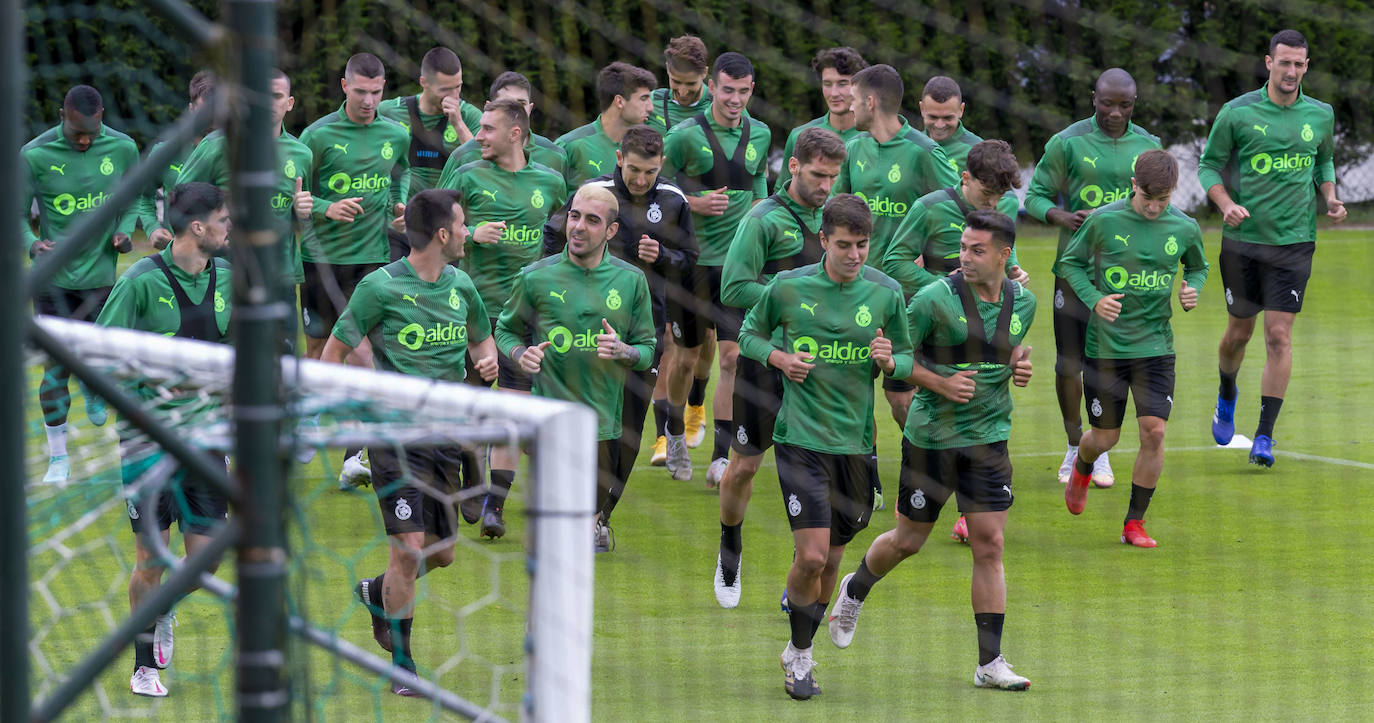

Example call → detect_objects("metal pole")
224 0 288 719
0 0 28 719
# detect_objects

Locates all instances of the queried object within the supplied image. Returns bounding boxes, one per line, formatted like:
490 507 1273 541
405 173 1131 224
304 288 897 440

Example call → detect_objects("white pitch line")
1014 445 1374 471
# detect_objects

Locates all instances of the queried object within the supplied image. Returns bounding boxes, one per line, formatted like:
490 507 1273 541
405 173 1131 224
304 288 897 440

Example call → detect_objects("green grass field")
24 226 1374 720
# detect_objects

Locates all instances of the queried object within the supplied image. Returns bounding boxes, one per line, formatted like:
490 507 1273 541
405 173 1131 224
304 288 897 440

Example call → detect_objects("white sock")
1067 443 1078 453
45 423 68 458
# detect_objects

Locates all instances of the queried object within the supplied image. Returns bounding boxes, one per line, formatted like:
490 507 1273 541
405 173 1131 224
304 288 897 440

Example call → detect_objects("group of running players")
22 26 1343 701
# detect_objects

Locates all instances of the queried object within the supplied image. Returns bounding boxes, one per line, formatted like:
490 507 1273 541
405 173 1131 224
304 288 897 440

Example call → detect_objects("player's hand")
1048 208 1091 231
474 354 499 382
595 318 621 359
30 239 55 258
769 349 815 383
1178 280 1198 311
441 97 473 143
519 341 550 374
1327 196 1347 223
689 187 730 216
292 176 313 220
937 369 978 403
1011 345 1033 387
472 221 506 244
390 203 406 232
111 233 133 253
1220 201 1251 228
1008 265 1030 285
913 255 926 269
325 197 365 223
149 227 174 250
637 234 660 263
869 328 895 375
1094 293 1125 322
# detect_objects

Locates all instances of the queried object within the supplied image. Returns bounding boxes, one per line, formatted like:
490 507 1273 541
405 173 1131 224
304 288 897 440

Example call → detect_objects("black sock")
391 617 415 670
975 612 1004 666
1064 423 1083 447
719 522 742 585
1126 484 1155 523
847 556 883 602
652 399 670 438
1256 396 1283 438
364 574 386 612
712 420 732 462
488 469 514 509
788 599 816 650
1219 369 1238 401
809 601 828 638
134 624 157 670
1075 455 1093 476
688 377 708 407
666 403 685 436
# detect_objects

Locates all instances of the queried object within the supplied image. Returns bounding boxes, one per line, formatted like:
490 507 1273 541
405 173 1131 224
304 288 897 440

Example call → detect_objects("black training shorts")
1219 238 1315 318
896 438 1014 522
775 443 876 547
1083 355 1176 430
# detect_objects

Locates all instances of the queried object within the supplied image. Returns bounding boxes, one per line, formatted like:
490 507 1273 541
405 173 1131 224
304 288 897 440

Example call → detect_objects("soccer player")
661 51 771 485
1199 29 1345 466
834 64 960 429
646 35 712 137
437 98 567 537
826 209 1036 692
378 47 481 199
496 185 656 552
544 125 700 493
918 75 982 174
735 193 912 700
327 189 498 696
1025 67 1160 488
95 183 233 697
556 61 656 193
22 84 141 484
1056 150 1209 544
177 68 315 293
772 47 867 193
711 127 845 609
441 71 568 175
141 71 216 251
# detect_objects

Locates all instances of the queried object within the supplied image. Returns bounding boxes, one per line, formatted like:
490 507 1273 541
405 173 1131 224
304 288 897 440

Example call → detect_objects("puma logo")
333 143 350 153
783 229 800 241
800 302 818 316
1290 289 1300 302
1082 156 1099 168
479 189 498 201
402 294 418 306
1114 234 1130 246
549 290 567 303
169 164 182 173
587 159 603 172
49 164 66 175
949 222 965 231
1253 124 1268 136
856 159 867 172
157 296 174 310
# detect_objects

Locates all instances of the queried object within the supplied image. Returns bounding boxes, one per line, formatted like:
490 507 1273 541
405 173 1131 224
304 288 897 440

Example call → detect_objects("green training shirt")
377 95 482 197
331 258 490 382
720 191 821 312
832 118 960 266
137 140 198 234
772 114 863 193
495 248 656 441
934 123 983 175
96 246 232 339
177 130 316 283
904 278 1036 449
442 134 568 179
739 262 914 455
1024 116 1162 260
661 111 771 266
1053 198 1209 359
1197 87 1336 246
20 123 141 290
299 103 411 265
883 185 1021 298
437 159 567 313
646 86 713 137
555 117 623 194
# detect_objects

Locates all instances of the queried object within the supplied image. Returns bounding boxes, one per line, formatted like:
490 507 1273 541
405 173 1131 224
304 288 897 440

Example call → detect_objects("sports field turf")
24 225 1374 720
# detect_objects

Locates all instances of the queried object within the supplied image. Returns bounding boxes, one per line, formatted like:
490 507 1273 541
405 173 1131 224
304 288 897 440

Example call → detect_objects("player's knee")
718 346 739 373
792 545 827 577
970 530 1005 562
1264 329 1291 356
891 528 927 558
1138 420 1167 449
427 547 455 570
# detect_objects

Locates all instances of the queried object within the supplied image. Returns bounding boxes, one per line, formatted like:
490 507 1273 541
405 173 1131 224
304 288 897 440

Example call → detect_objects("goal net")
23 314 595 722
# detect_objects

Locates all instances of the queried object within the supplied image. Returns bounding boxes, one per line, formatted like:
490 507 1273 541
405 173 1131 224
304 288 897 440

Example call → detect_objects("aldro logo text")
397 322 466 351
51 192 109 216
327 172 391 194
792 335 871 365
1103 265 1172 292
1249 152 1314 176
546 325 600 354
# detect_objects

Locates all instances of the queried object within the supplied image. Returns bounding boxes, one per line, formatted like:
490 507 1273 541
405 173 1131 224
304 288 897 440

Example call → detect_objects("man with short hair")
1056 150 1209 545
826 209 1036 693
736 193 911 700
774 47 867 193
919 75 982 174
378 47 481 200
662 51 771 486
22 84 142 484
328 189 498 696
544 124 700 516
1199 28 1345 466
496 185 657 552
557 62 657 193
835 64 960 430
141 70 216 251
1025 68 1160 488
441 71 567 174
647 35 712 137
96 182 234 698
711 127 845 609
437 98 567 537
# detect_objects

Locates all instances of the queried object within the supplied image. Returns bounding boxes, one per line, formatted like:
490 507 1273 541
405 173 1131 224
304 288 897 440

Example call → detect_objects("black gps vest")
685 113 754 191
759 194 823 274
919 272 1016 366
924 187 976 276
150 255 223 342
405 95 450 170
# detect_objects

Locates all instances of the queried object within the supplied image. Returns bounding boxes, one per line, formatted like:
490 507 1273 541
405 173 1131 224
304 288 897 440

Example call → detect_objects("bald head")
1093 68 1137 138
1095 68 1136 94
